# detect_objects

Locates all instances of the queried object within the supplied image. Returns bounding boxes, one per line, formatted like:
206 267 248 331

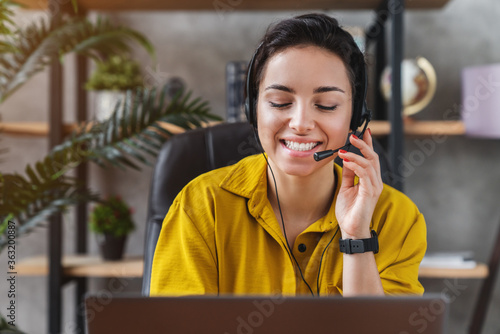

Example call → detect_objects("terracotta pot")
97 233 127 261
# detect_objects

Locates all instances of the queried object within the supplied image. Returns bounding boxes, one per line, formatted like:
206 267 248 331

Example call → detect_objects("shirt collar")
220 154 344 233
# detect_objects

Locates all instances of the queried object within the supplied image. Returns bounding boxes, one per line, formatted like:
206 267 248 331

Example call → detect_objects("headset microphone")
313 112 371 162
313 146 346 162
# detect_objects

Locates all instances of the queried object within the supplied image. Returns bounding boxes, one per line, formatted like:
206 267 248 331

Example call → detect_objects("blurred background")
1 0 499 333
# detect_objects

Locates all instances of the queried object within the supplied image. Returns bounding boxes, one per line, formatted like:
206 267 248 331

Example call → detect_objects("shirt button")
298 243 307 253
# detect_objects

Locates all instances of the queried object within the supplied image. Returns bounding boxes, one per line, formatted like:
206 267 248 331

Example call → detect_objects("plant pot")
97 233 127 261
92 90 126 121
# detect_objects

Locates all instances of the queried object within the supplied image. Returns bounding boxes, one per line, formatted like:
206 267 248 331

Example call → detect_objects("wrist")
340 229 371 240
339 230 379 255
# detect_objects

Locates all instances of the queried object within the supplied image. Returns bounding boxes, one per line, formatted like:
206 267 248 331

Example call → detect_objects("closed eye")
269 102 292 109
316 104 338 111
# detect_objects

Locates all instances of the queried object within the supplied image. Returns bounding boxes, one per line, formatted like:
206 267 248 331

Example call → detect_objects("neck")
266 160 336 226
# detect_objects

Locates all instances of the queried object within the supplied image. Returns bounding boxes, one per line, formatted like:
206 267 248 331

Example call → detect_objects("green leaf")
70 0 78 13
0 84 219 252
0 14 155 103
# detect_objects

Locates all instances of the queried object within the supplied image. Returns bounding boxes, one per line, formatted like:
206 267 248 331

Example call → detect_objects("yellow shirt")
150 154 426 296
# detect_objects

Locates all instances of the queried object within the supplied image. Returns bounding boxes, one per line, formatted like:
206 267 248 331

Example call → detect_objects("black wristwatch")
339 230 379 254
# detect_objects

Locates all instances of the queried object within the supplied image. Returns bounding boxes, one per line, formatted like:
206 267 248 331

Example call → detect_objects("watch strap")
339 230 379 254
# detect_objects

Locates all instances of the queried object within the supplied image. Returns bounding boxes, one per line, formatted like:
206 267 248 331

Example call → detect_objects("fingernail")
343 158 350 162
351 134 358 140
367 128 371 136
339 149 347 154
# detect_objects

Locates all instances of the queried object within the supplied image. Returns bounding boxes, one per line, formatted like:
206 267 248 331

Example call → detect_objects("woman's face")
256 45 352 178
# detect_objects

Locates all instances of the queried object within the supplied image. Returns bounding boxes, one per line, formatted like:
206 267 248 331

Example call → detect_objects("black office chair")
141 121 394 295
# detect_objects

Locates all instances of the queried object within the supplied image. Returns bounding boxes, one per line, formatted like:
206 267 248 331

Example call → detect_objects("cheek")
256 105 284 146
323 113 351 143
256 103 279 132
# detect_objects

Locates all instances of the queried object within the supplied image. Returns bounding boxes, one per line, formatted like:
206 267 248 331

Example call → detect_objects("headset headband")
244 28 371 132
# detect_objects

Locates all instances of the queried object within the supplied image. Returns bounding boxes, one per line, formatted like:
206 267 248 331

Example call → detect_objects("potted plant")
89 195 135 260
0 1 220 329
85 55 145 121
0 0 220 253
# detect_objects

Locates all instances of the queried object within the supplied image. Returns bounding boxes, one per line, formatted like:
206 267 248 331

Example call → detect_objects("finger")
339 151 356 189
348 132 381 177
341 157 379 190
349 132 378 162
338 150 381 190
362 127 374 149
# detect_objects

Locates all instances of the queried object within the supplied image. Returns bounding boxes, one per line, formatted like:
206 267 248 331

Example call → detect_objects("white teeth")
284 140 319 151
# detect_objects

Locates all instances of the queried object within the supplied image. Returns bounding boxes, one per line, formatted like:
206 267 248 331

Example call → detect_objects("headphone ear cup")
361 102 372 125
244 97 251 125
350 101 371 132
349 98 362 132
245 96 257 127
350 57 370 132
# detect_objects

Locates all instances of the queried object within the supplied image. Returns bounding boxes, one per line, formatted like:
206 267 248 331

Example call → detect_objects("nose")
288 103 315 133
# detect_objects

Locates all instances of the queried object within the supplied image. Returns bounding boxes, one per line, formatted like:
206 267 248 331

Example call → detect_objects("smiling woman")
150 13 427 298
257 46 352 178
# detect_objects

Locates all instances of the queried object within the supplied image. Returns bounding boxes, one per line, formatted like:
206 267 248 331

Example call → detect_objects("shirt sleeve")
378 210 427 295
150 194 218 296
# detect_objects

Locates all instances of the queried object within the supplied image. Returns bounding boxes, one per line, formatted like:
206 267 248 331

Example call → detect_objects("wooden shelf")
0 122 76 137
0 121 190 137
17 255 143 277
17 255 487 279
369 120 465 137
17 0 451 11
1 120 465 137
419 263 488 279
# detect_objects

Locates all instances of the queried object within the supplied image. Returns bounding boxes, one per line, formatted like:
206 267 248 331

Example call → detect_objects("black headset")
244 33 371 137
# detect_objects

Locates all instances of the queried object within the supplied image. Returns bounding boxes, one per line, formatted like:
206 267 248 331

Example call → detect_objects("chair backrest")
141 122 394 295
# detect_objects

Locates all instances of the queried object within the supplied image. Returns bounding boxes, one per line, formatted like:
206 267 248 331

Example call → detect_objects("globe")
380 57 437 116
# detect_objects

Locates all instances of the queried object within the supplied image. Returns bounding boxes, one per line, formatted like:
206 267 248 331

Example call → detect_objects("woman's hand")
336 128 383 239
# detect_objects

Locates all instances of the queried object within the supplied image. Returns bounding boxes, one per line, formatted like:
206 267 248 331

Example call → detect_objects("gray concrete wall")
1 0 499 333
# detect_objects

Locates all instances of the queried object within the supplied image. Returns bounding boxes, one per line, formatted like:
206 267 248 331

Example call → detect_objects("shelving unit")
17 255 487 279
0 120 466 137
14 1 457 333
17 0 450 11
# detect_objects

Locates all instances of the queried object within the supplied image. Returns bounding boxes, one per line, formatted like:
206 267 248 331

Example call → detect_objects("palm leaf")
0 310 26 333
64 86 219 170
0 0 20 55
0 85 220 251
0 14 154 103
0 0 18 36
0 172 97 250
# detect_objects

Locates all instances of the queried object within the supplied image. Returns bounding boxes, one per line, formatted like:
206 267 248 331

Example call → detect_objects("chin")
272 154 331 178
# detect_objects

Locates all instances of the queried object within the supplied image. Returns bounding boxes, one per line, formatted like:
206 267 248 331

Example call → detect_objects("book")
226 61 248 123
420 251 477 269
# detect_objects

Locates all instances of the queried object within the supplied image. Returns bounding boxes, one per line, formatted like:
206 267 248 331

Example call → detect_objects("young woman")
150 13 426 297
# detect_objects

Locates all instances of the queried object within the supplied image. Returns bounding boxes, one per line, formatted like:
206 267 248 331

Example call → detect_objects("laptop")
85 294 448 334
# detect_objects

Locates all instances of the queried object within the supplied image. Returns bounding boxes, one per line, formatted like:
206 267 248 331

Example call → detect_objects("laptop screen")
85 294 448 334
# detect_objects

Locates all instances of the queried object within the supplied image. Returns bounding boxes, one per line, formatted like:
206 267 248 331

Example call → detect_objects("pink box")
462 63 500 138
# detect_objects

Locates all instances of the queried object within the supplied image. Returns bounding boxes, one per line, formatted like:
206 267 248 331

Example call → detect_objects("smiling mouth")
282 140 321 152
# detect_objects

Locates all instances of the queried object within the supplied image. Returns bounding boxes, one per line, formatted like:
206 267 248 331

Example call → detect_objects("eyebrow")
264 84 345 94
313 86 346 94
264 84 295 94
